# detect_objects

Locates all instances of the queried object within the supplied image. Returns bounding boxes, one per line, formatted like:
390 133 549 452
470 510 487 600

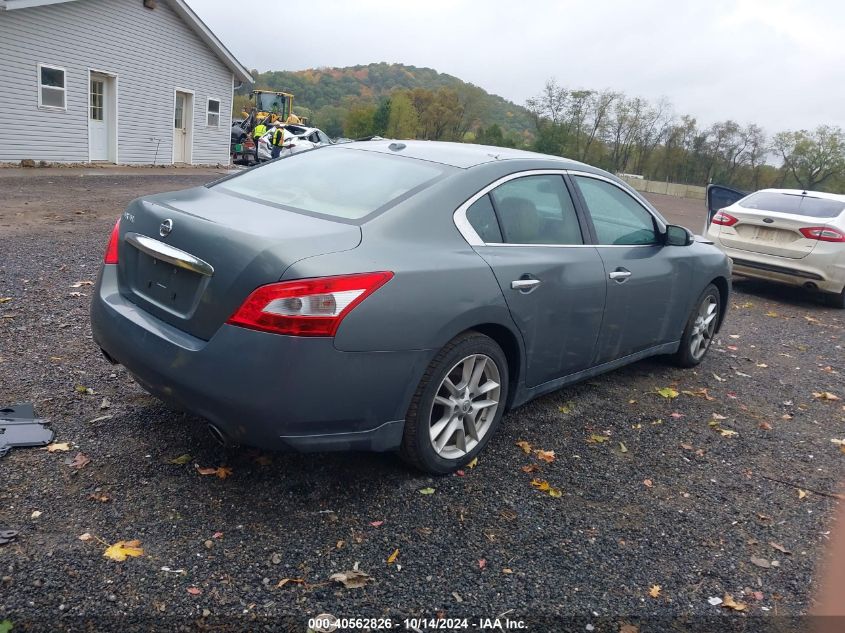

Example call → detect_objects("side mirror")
665 224 694 246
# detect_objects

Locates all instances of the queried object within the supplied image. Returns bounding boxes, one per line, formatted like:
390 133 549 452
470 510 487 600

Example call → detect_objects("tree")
343 105 376 139
772 126 845 190
385 92 418 139
372 98 391 136
313 105 346 138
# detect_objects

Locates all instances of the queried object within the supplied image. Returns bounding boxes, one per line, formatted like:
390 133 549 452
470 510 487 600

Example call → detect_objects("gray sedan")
90 141 730 474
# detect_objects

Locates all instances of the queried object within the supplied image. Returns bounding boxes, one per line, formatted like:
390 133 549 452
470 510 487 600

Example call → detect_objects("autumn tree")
772 126 845 189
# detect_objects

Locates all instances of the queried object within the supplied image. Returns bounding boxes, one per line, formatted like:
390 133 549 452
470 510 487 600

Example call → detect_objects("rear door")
461 173 606 387
570 173 691 364
706 184 747 232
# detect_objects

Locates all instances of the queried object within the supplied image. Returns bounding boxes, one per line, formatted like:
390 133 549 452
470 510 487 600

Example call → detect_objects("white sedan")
256 125 332 162
705 187 845 308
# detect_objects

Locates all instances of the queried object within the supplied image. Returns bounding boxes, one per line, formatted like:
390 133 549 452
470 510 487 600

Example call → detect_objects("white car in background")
256 125 333 162
705 187 845 308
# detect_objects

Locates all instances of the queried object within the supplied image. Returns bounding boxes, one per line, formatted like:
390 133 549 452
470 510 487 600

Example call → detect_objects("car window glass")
489 175 583 245
466 194 503 243
739 192 845 218
574 176 657 245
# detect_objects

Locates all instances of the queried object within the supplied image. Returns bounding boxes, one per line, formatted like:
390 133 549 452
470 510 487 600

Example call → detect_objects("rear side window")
739 192 845 218
466 195 503 243
573 176 658 245
215 148 446 220
489 175 583 245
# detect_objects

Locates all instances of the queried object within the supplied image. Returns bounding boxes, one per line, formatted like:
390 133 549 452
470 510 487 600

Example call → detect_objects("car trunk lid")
716 207 828 259
115 186 361 340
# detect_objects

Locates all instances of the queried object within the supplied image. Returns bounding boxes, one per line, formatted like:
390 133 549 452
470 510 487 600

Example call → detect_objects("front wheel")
673 283 721 367
400 332 508 474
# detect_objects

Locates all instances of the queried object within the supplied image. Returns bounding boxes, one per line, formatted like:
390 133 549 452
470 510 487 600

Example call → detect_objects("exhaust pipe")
207 423 233 448
803 282 818 290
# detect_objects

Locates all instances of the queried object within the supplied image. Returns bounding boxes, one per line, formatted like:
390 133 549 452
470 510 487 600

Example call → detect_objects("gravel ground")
1 170 844 632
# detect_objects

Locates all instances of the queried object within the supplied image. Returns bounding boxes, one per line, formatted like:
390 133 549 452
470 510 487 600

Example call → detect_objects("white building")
0 0 252 164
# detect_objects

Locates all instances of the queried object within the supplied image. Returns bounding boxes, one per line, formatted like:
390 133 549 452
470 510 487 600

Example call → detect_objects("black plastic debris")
0 529 19 546
0 403 54 458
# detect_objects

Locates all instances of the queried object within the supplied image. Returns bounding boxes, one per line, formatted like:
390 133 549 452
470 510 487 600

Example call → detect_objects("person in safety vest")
252 119 267 162
269 125 287 159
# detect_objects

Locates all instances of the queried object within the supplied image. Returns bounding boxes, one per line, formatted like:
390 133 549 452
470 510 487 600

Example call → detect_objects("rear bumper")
90 266 433 452
707 238 845 294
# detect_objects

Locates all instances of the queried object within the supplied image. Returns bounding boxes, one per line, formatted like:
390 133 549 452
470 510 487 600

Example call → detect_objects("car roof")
752 188 845 202
339 139 588 169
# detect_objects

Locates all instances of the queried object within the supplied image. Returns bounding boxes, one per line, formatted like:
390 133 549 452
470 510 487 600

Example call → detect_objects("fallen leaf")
718 428 739 438
750 556 771 569
195 464 232 479
649 584 661 598
69 452 91 469
212 531 223 539
70 280 94 288
69 291 83 298
370 520 384 528
619 625 639 633
759 422 773 431
770 542 792 555
680 442 694 451
99 398 111 410
466 457 479 469
722 593 748 611
89 493 110 503
515 440 532 454
276 578 304 588
74 385 94 395
657 387 679 399
78 532 93 541
558 403 573 414
534 449 555 463
521 464 539 473
502 568 513 574
455 469 466 476
478 558 486 569
548 487 563 498
31 510 42 519
619 442 628 453
103 539 144 562
670 412 685 419
0 297 12 303
813 391 840 401
766 311 779 318
707 596 723 606
751 591 764 601
45 442 71 452
587 434 610 444
168 454 192 465
531 478 550 491
419 487 435 495
798 489 808 500
330 569 372 589
386 548 400 565
713 373 726 381
643 479 653 488
756 363 768 368
186 587 202 595
683 388 716 401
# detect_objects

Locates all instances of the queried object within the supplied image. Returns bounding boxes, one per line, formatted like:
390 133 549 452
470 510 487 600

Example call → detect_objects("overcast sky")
193 0 845 133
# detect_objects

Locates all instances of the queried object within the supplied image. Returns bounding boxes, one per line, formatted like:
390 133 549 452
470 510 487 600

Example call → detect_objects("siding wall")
0 0 235 164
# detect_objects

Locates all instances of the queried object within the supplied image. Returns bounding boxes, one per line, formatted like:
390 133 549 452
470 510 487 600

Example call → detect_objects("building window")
207 98 220 127
38 64 66 110
90 79 104 121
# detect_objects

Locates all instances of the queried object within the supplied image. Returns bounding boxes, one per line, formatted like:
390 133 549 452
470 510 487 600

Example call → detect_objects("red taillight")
103 218 121 264
711 210 738 226
799 226 845 243
227 272 394 337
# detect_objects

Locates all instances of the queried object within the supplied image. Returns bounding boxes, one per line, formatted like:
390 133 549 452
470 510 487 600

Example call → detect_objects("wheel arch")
709 276 730 332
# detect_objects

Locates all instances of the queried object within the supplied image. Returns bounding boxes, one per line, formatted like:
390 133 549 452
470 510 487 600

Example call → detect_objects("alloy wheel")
689 294 718 360
428 354 501 460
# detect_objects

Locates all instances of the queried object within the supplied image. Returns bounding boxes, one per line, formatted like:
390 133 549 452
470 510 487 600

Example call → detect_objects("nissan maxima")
91 141 730 473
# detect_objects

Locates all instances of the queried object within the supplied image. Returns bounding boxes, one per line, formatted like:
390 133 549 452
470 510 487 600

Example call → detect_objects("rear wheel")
673 283 721 367
400 332 508 474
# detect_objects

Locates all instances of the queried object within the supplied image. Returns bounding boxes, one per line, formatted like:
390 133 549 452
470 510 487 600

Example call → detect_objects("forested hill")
246 62 534 139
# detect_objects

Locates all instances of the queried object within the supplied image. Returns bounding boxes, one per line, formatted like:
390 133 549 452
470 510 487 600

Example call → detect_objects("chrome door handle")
511 279 541 290
608 270 632 281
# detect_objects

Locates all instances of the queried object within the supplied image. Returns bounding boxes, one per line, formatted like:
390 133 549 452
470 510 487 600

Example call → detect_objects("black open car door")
705 184 748 231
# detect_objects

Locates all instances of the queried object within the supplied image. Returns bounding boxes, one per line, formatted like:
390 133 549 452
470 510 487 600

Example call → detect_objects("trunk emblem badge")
763 218 774 224
159 219 173 237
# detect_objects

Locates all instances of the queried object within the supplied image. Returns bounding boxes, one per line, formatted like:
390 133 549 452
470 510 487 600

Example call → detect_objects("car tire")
400 332 509 475
826 287 845 309
673 283 721 368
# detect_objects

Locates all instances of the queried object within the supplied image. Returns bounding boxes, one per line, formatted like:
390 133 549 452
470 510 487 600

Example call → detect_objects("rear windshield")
739 192 845 218
214 147 447 221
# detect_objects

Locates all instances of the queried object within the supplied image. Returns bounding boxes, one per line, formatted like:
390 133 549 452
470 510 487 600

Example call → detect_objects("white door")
174 92 188 163
89 74 110 161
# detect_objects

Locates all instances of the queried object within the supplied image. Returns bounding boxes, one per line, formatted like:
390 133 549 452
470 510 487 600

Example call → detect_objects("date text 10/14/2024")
307 615 528 632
